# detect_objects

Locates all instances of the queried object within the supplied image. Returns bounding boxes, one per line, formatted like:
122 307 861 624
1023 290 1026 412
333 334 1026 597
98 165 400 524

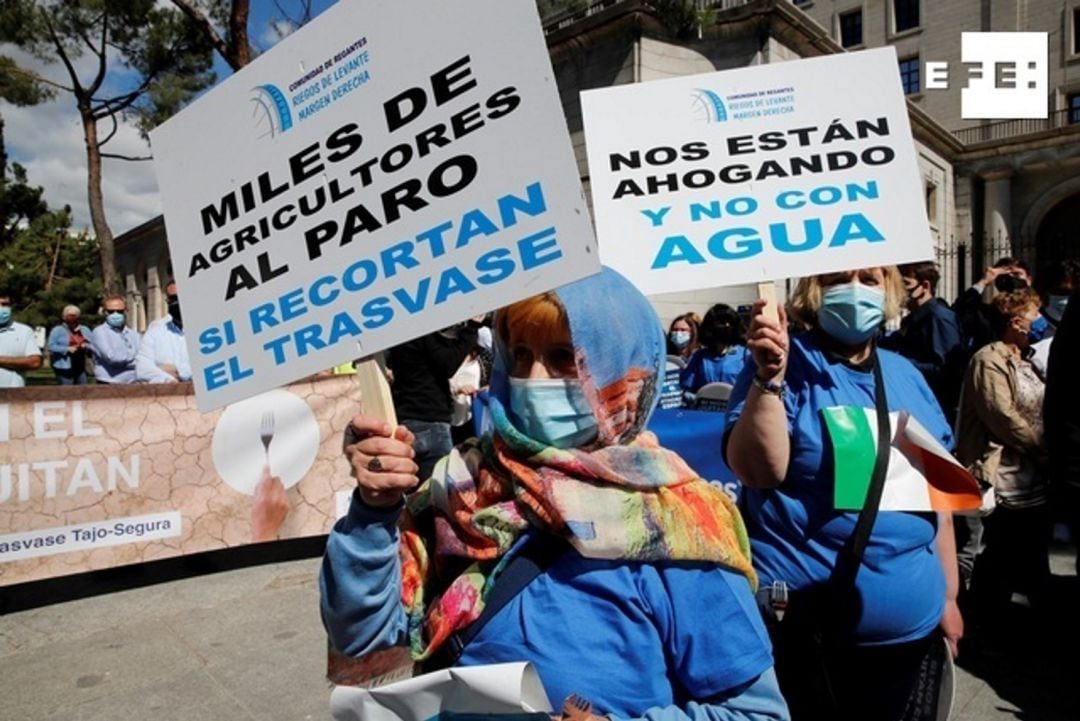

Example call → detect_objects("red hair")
495 292 569 348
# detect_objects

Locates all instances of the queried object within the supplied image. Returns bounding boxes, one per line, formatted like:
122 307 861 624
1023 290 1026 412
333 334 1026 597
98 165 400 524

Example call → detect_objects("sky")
1 0 337 237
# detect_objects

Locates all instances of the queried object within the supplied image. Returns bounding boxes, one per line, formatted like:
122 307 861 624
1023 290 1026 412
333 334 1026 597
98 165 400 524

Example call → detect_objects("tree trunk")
1 114 7 185
230 0 252 68
80 105 119 293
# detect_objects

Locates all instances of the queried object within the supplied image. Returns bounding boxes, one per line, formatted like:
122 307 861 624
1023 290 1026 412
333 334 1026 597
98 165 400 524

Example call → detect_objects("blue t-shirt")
723 332 952 646
461 552 772 716
681 346 751 392
320 499 776 718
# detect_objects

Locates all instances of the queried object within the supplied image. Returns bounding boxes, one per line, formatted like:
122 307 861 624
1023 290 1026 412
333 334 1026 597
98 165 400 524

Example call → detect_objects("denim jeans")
401 419 453 482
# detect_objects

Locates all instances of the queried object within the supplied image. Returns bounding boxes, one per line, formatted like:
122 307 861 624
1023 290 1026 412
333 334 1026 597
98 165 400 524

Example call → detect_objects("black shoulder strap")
850 353 891 563
425 535 568 671
830 350 891 600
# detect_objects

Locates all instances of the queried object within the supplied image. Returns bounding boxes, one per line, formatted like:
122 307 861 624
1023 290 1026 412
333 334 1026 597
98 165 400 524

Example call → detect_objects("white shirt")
0 321 43 388
448 356 482 427
135 315 191 384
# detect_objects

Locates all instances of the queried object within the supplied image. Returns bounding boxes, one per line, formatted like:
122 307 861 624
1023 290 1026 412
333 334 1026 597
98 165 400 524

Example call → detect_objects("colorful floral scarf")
396 268 756 662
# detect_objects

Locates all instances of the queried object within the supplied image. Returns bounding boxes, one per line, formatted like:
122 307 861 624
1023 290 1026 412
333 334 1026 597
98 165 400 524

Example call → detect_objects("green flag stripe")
823 406 877 511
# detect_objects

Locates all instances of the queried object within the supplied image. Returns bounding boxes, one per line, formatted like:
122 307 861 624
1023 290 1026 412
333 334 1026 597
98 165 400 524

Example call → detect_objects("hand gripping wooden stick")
757 281 779 323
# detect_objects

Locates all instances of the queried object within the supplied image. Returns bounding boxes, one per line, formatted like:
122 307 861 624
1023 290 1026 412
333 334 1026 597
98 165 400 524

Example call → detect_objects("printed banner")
151 0 598 411
0 376 361 587
581 48 932 295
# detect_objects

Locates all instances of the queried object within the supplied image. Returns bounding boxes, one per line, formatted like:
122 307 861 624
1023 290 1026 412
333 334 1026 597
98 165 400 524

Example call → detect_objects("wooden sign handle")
353 356 398 427
757 281 779 323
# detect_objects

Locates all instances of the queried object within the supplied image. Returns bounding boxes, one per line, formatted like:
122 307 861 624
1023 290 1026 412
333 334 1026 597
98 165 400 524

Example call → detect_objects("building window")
925 181 939 227
893 0 919 33
839 9 863 48
1069 93 1080 123
899 56 920 94
1073 8 1080 55
793 0 812 6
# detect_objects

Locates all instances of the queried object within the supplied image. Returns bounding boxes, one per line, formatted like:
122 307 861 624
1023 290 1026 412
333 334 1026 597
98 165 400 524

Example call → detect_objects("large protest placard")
151 0 598 411
581 48 932 296
0 377 359 587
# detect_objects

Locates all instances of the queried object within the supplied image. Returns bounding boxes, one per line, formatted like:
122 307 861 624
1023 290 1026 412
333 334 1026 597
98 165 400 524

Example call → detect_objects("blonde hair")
495 292 568 348
788 266 907 329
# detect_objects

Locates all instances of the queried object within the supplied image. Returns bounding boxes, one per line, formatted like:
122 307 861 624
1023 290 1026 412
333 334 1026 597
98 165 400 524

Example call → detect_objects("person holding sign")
321 268 788 720
724 267 961 721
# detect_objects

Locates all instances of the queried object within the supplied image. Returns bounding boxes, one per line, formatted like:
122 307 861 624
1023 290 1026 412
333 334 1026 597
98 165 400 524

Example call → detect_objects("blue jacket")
47 323 93 371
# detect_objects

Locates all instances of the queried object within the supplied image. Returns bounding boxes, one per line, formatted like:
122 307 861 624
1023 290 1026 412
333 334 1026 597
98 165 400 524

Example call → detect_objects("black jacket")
1045 290 1080 489
387 326 478 423
882 298 963 422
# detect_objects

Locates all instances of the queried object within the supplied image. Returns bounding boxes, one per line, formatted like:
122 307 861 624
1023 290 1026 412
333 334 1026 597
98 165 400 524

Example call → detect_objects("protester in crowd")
666 312 700 360
680 303 750 392
386 320 480 481
1045 286 1080 576
47 305 93 385
956 288 1050 621
954 257 1031 355
881 261 963 423
321 268 788 720
90 294 140 384
448 346 483 445
135 280 191 383
1030 258 1079 375
0 293 43 387
724 267 961 720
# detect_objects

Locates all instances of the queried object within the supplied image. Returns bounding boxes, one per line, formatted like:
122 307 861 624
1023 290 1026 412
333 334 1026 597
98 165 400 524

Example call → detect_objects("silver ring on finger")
367 456 384 472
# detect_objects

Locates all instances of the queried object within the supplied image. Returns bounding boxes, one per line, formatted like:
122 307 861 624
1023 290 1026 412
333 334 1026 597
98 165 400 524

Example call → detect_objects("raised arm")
320 415 419 656
726 301 791 489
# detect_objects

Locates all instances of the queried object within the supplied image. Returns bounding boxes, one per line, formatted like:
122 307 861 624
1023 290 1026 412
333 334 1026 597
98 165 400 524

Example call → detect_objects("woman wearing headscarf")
321 268 788 721
724 267 961 721
956 287 1050 620
666 312 701 361
680 304 750 392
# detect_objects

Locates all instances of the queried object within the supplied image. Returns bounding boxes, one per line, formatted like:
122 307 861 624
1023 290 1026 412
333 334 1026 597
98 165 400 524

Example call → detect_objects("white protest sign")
581 47 932 296
151 0 598 411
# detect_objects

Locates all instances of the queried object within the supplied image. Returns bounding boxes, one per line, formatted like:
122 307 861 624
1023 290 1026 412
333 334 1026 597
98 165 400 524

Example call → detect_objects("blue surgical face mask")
670 330 690 348
1028 314 1049 343
508 377 598 449
1045 294 1070 324
817 282 886 345
0 306 11 326
106 311 126 329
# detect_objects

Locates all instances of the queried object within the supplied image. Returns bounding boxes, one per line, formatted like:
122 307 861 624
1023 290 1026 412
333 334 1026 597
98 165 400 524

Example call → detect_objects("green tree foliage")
171 0 316 71
650 0 715 39
0 164 102 330
0 0 215 293
536 0 588 21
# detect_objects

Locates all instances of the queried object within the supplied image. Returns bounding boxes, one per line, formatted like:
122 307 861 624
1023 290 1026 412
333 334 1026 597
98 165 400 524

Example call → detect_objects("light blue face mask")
508 377 599 449
106 311 126 329
1045 294 1070 324
670 330 690 348
0 306 11 326
817 282 886 345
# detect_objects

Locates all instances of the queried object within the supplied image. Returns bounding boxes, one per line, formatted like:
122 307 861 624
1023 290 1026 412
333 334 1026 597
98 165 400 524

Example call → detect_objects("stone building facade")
114 0 1079 329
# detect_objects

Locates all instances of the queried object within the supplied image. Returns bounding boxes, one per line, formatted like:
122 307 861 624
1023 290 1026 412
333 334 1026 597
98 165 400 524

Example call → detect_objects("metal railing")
541 0 756 34
950 108 1079 145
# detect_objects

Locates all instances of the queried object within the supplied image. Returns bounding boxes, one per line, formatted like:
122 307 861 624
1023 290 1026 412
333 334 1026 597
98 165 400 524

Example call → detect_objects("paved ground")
2 543 1077 720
